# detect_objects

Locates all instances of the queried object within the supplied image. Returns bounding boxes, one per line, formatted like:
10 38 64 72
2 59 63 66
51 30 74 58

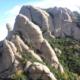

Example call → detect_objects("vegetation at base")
11 51 45 80
11 37 80 80
48 37 80 80
11 70 28 80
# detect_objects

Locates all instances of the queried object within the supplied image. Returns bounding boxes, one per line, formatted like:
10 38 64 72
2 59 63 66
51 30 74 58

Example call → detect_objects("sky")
0 0 80 41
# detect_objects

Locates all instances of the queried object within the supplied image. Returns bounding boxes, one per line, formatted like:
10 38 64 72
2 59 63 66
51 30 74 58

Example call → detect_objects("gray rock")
11 35 43 62
19 6 54 38
0 40 15 78
13 14 64 73
14 14 44 49
25 62 57 80
47 7 80 39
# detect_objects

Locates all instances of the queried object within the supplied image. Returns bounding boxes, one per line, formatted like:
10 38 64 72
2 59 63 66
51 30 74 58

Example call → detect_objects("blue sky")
0 0 42 40
0 0 80 41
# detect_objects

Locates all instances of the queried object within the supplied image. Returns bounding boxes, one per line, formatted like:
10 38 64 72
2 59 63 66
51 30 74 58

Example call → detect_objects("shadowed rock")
24 62 57 80
0 40 15 78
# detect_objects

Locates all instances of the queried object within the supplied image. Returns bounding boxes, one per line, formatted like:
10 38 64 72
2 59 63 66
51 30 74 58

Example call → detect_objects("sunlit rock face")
13 13 63 72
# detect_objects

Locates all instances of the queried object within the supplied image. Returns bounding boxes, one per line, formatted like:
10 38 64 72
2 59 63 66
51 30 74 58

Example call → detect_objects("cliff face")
0 6 80 80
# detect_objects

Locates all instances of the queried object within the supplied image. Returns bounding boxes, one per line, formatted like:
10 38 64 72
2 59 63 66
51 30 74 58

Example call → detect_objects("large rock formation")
24 62 57 80
47 7 80 39
0 5 80 80
19 6 55 39
0 40 15 79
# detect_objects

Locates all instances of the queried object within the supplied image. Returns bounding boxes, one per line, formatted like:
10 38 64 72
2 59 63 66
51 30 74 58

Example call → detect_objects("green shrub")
48 37 80 79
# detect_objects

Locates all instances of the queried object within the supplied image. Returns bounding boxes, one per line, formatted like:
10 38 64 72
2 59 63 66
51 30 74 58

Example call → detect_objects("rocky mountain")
0 6 80 80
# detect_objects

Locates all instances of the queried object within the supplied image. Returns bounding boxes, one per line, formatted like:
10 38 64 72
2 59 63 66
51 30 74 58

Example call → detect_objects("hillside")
0 6 80 80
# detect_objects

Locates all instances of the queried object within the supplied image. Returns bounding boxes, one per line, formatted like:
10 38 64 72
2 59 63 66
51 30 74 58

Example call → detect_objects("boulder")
54 48 62 55
72 24 80 40
24 62 57 80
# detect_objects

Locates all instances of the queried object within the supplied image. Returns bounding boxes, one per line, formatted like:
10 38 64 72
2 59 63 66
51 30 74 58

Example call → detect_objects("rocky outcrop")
24 62 57 80
19 6 55 39
0 6 64 80
11 35 43 62
6 23 13 40
47 7 80 39
13 14 62 70
19 6 80 40
0 5 80 80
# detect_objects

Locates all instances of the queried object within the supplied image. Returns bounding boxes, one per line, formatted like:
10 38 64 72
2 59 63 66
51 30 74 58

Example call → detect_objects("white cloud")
6 5 21 15
31 0 80 12
0 24 8 41
57 0 80 11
